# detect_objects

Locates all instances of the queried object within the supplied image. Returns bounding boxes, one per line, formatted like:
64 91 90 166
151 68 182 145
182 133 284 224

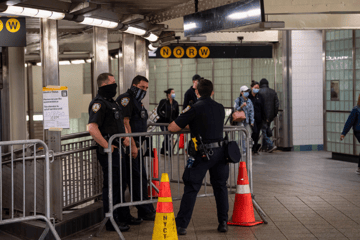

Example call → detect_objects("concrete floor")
66 150 360 239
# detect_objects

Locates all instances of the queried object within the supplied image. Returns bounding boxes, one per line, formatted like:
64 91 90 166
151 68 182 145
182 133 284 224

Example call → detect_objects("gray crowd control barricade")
0 140 61 240
96 125 267 239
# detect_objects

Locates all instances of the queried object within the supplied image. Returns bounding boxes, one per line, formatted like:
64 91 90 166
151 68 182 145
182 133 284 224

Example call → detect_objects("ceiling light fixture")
79 17 118 29
124 26 147 36
1 6 65 20
59 60 71 65
144 33 159 42
85 59 92 63
148 44 158 51
184 22 197 31
71 59 86 64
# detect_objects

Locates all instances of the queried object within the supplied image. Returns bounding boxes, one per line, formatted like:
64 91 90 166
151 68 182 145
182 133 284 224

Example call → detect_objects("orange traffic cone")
179 134 184 149
148 148 160 197
227 162 263 226
152 173 178 240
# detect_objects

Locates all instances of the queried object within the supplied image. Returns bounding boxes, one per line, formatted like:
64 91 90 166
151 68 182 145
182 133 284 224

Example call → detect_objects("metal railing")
97 125 267 239
0 140 60 240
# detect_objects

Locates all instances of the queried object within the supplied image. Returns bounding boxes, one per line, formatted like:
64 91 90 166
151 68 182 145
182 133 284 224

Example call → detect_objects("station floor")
6 150 360 240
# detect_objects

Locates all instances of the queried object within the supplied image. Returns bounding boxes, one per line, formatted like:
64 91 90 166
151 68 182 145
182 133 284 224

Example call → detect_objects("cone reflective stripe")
148 148 160 197
228 162 263 227
152 173 178 240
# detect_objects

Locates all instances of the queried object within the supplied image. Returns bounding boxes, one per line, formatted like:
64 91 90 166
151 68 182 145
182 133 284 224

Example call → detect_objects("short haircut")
251 80 259 88
197 79 213 98
97 73 113 87
132 75 149 85
164 88 174 94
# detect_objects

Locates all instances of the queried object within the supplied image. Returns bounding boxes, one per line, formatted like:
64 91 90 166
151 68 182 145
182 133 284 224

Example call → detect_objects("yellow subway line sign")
0 17 26 47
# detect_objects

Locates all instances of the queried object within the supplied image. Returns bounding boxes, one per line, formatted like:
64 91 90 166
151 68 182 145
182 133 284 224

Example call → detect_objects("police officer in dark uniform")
168 79 229 235
88 73 134 231
182 74 201 109
116 75 156 220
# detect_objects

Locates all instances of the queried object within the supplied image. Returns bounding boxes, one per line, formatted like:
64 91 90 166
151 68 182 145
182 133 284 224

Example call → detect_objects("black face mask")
98 83 117 98
130 85 147 101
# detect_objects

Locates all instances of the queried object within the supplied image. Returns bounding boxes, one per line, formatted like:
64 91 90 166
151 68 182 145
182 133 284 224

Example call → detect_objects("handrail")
61 131 90 141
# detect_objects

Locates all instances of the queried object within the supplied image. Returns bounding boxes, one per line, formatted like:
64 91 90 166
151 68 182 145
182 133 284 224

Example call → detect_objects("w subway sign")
0 17 26 47
152 45 272 59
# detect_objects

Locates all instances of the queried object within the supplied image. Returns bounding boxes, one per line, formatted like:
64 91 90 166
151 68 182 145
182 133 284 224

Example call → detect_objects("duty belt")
203 140 225 149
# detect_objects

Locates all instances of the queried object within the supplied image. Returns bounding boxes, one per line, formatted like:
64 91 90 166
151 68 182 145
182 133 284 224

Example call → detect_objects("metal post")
322 30 327 151
40 18 63 220
135 36 149 110
92 27 109 98
122 33 136 92
353 30 357 155
1 48 10 143
118 48 124 94
27 64 35 139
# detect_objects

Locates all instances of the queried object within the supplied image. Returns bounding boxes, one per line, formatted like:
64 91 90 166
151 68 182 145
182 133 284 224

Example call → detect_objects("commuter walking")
234 85 254 153
258 78 279 153
248 80 266 154
116 75 156 221
183 74 201 109
168 79 229 235
87 73 131 231
340 94 360 174
157 88 179 156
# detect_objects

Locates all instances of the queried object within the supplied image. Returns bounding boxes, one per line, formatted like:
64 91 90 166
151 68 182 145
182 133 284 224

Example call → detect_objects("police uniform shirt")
183 86 197 109
175 96 225 143
88 94 125 136
116 89 148 134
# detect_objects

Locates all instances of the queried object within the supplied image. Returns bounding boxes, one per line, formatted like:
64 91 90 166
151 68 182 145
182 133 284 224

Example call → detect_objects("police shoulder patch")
181 105 191 114
92 103 101 113
121 97 130 107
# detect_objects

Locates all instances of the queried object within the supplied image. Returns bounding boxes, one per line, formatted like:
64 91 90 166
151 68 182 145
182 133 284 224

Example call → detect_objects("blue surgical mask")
171 93 175 99
243 92 249 98
253 88 259 94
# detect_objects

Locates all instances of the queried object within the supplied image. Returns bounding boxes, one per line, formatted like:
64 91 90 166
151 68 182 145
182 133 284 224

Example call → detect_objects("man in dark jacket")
183 74 201 109
258 78 279 153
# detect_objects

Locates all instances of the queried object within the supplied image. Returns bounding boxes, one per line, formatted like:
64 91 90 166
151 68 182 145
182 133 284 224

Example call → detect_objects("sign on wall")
152 45 272 59
0 17 26 47
43 86 70 130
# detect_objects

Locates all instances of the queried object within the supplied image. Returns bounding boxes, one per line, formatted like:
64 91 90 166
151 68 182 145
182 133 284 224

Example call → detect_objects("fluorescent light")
79 17 118 29
124 26 146 36
148 44 157 51
36 10 52 18
36 62 41 66
33 115 43 121
3 6 24 15
86 59 92 63
144 33 159 42
21 7 39 17
118 52 123 57
49 12 65 20
184 23 197 31
71 59 86 64
59 60 71 65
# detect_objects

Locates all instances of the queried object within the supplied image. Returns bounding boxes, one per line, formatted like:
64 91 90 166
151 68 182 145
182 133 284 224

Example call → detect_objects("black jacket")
183 86 197 109
248 93 266 123
258 80 279 123
157 98 179 123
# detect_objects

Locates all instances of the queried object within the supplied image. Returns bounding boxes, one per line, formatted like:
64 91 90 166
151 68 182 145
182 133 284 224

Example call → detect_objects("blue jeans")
261 121 273 150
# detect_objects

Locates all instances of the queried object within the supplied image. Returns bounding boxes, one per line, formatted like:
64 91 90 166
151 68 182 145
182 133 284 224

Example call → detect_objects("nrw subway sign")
0 17 26 47
152 45 272 59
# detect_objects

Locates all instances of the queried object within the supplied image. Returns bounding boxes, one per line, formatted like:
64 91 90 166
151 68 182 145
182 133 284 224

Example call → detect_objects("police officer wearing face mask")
87 73 132 232
116 75 156 221
168 79 229 235
157 88 180 156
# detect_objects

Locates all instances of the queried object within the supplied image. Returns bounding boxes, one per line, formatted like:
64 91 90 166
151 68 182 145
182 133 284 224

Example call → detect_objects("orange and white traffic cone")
179 134 184 149
148 148 160 197
227 162 263 226
152 173 178 240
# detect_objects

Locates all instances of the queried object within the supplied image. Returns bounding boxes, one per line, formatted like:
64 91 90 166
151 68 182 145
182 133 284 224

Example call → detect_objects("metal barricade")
0 140 61 240
96 126 267 239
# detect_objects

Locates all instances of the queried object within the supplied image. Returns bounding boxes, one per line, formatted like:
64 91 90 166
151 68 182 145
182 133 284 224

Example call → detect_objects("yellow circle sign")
6 18 20 33
0 20 3 32
186 46 197 58
173 46 184 58
199 46 210 58
160 46 172 58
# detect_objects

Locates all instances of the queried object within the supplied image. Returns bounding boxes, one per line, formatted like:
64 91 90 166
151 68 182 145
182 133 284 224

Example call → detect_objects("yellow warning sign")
186 46 197 58
173 46 184 58
6 18 20 33
160 46 172 58
199 46 210 58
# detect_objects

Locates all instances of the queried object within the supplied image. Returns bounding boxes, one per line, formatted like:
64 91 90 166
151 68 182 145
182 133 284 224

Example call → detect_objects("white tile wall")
292 30 324 145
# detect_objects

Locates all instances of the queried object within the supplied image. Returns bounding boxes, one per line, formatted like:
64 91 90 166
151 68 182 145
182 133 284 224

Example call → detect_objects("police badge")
92 103 101 113
121 97 130 107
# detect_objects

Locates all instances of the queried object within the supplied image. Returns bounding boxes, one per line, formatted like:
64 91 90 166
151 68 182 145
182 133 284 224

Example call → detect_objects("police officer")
116 75 156 221
87 73 133 231
168 79 229 235
183 74 201 109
